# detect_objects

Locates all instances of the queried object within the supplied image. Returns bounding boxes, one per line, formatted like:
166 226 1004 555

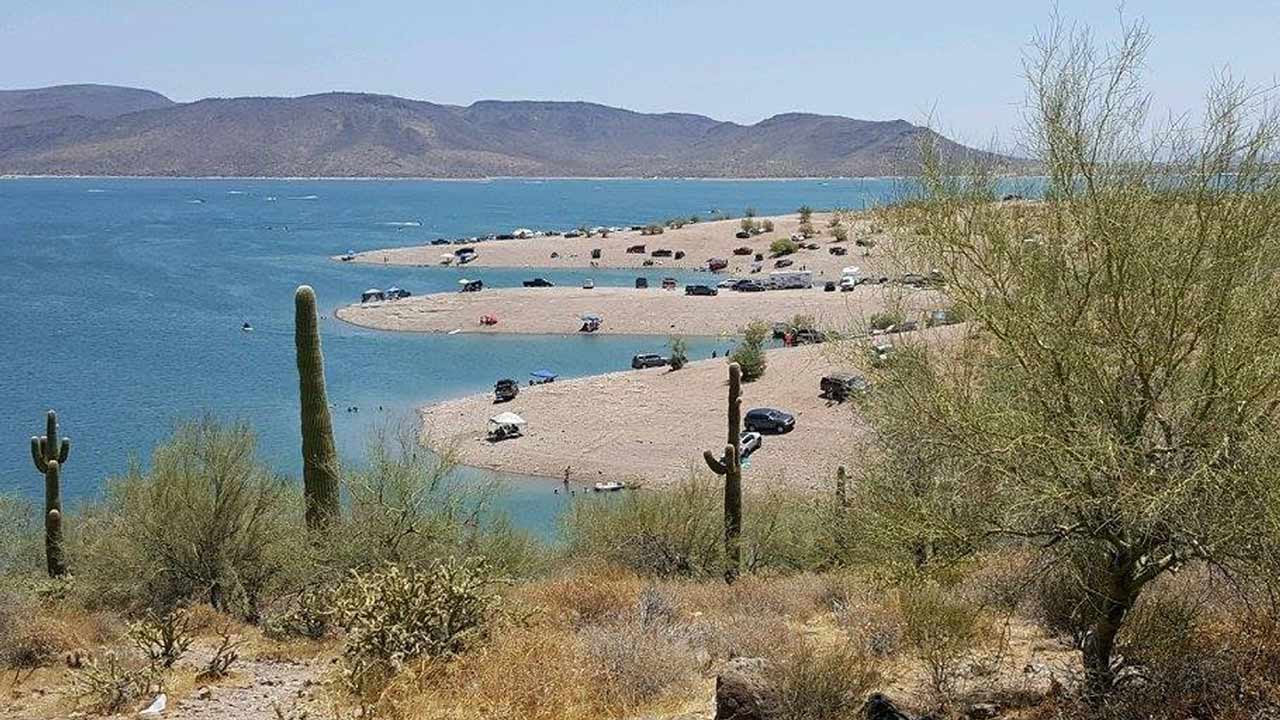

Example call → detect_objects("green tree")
860 17 1280 701
730 321 770 382
769 238 798 256
797 206 813 223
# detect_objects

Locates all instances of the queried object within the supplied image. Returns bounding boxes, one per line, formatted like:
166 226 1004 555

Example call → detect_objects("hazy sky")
3 1 1277 149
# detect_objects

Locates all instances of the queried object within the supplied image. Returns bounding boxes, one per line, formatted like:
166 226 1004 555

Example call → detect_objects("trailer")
768 270 813 290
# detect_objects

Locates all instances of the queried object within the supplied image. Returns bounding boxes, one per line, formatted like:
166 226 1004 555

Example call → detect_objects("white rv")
768 270 813 290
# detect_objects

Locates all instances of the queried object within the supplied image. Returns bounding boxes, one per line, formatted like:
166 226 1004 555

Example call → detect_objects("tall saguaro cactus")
31 410 70 578
703 363 743 583
295 285 341 531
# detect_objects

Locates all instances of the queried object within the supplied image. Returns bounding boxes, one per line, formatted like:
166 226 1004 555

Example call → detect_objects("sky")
2 0 1277 151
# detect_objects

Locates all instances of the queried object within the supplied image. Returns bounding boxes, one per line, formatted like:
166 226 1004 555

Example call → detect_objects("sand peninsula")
335 284 945 336
421 343 869 489
346 211 896 280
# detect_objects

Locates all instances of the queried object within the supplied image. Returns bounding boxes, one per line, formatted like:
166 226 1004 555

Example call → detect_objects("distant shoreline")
0 173 928 182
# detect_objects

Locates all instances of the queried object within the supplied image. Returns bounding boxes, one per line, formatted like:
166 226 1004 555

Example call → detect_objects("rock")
197 686 213 700
714 657 777 720
965 702 1000 719
862 693 913 720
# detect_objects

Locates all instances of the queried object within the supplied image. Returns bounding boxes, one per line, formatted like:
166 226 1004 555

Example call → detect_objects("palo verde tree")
861 16 1280 700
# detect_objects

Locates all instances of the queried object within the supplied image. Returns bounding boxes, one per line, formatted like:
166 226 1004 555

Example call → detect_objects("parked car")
739 431 763 457
674 250 686 260
635 277 649 289
926 309 956 326
820 373 870 401
522 278 554 288
626 244 646 254
591 248 602 259
431 238 451 245
707 258 729 271
733 246 754 255
744 408 796 434
774 258 794 268
494 378 519 403
733 279 767 292
631 353 669 369
685 284 718 296
829 246 848 256
735 230 751 239
661 277 677 290
823 281 837 292
793 328 825 345
652 248 674 258
582 279 595 289
900 273 927 287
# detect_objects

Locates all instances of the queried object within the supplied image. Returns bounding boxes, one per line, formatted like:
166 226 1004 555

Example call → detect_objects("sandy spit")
335 285 944 337
420 344 868 490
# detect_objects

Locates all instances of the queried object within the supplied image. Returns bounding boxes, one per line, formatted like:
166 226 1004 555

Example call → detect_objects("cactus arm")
59 438 70 463
703 449 727 475
31 436 47 473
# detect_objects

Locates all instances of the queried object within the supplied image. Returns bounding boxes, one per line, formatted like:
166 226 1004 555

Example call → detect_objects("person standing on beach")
563 466 571 489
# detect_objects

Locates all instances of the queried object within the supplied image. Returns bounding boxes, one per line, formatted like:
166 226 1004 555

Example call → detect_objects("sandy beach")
421 344 869 490
347 211 898 280
335 285 945 336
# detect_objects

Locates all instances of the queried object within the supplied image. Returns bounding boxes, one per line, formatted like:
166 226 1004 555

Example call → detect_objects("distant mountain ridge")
0 84 1023 178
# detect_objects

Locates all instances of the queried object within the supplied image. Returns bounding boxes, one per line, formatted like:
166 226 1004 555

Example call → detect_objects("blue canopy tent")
529 369 558 385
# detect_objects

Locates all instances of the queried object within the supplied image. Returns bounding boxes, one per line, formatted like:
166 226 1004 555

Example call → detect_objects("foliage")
76 419 298 619
868 311 903 331
641 224 664 236
769 237 798 256
797 205 813 223
740 217 757 234
197 626 243 681
128 608 193 668
899 582 992 706
832 225 848 242
668 336 689 370
730 320 770 382
867 15 1280 699
797 220 816 238
772 642 880 720
72 651 160 715
333 558 503 697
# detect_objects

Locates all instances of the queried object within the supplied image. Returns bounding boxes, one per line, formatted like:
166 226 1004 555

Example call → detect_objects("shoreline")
0 174 926 182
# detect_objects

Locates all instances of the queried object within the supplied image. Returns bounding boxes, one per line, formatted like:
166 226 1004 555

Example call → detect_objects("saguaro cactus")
31 410 70 578
295 285 341 530
703 363 743 584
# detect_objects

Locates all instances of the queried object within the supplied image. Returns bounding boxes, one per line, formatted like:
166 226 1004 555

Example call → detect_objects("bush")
899 583 992 706
832 226 848 242
731 320 770 382
580 621 697 707
72 650 159 715
797 205 813 223
772 642 880 720
762 219 775 233
561 475 818 577
128 608 193 668
798 221 816 238
333 558 503 697
1 611 74 670
769 237 798 256
740 218 757 234
869 311 904 331
641 224 664 236
668 336 688 370
76 419 298 619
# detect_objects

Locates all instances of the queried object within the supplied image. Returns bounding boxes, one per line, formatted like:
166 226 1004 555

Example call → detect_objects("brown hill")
0 87 1022 177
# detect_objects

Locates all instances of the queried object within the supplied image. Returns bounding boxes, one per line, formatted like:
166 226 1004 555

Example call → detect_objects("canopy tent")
360 288 385 303
529 369 557 382
579 314 602 322
489 412 526 427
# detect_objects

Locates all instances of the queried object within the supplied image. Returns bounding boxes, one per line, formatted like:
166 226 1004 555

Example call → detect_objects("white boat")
592 480 626 492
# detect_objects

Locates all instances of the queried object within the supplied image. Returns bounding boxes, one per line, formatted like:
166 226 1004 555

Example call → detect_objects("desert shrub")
772 642 880 720
580 620 697 707
1029 555 1103 649
868 311 904 331
72 650 160 715
797 205 813 222
561 475 816 577
1 612 74 670
833 225 849 242
75 419 298 618
0 496 41 576
641 224 664 235
668 336 689 370
731 320 770 381
264 584 335 640
333 557 503 697
688 612 797 661
899 583 992 706
740 218 757 234
798 220 816 238
128 608 193 668
197 626 243 681
762 219 775 233
769 237 798 256
827 581 906 658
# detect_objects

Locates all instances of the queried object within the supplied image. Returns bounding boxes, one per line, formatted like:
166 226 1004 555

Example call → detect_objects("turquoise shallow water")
0 177 1035 535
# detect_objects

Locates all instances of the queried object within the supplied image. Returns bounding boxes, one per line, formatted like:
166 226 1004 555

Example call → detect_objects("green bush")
334 558 502 697
560 475 819 577
740 218 757 234
668 336 689 370
899 583 991 706
797 205 813 223
832 226 848 242
731 321 770 382
868 311 904 331
74 419 299 619
762 219 775 233
769 238 798 256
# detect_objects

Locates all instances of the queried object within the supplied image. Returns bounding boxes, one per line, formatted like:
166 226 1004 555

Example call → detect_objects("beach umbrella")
489 411 526 427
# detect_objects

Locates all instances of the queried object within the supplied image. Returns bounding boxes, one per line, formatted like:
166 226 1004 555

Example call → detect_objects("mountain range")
0 84 1020 178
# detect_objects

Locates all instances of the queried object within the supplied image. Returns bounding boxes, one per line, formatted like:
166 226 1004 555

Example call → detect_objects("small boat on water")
593 480 626 492
241 322 253 332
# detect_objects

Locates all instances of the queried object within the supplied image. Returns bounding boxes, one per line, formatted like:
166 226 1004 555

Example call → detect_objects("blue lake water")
0 176 995 535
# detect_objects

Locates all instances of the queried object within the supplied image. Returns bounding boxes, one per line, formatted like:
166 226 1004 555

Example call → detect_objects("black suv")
685 284 719 296
744 408 796 434
522 278 554 287
631 353 669 369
